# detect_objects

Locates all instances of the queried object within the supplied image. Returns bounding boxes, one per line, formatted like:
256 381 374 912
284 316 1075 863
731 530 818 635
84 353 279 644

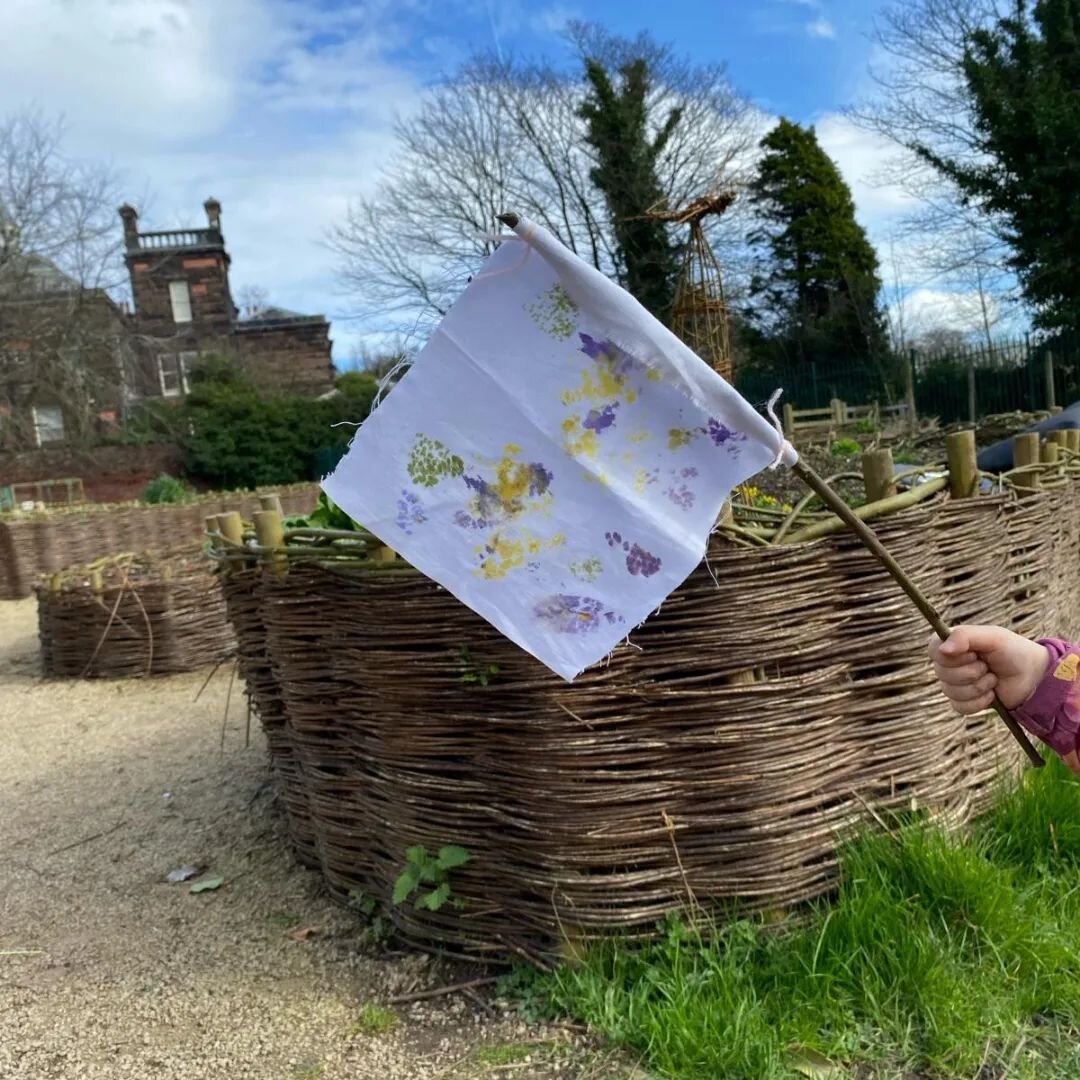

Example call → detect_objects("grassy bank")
517 759 1080 1078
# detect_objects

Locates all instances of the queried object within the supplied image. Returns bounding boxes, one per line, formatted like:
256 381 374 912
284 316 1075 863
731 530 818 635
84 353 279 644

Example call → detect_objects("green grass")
349 1002 398 1036
474 1042 537 1066
519 759 1080 1079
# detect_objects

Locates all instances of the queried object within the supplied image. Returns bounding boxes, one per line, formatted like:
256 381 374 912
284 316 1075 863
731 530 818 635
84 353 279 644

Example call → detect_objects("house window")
157 351 196 397
32 405 65 446
169 280 193 323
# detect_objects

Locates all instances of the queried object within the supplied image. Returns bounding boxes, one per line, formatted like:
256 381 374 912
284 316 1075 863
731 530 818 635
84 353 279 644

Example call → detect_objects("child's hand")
929 624 1048 713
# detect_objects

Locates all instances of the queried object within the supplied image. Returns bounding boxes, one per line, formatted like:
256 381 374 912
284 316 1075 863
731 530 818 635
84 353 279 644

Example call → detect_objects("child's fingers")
951 690 996 716
933 658 989 686
942 672 998 702
927 634 977 668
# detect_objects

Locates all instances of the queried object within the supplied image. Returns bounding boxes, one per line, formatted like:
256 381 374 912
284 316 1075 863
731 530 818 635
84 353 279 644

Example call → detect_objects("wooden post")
1045 351 1056 411
1068 429 1080 454
1013 432 1040 491
946 430 978 499
259 493 284 515
831 398 846 427
217 512 244 546
374 545 398 563
861 448 897 503
90 569 103 594
204 515 219 546
904 351 918 435
1041 440 1059 466
48 573 62 595
782 402 795 438
1049 430 1069 453
967 354 977 425
253 509 287 577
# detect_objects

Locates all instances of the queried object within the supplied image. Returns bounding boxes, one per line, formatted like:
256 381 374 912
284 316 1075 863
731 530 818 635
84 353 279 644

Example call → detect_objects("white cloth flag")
323 218 798 680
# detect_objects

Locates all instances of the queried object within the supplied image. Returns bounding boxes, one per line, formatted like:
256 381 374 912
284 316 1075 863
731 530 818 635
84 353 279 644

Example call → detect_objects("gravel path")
0 599 637 1080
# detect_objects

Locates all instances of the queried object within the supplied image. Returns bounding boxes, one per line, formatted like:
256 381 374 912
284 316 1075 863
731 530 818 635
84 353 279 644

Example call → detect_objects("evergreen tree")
747 118 889 372
913 0 1080 331
579 57 683 321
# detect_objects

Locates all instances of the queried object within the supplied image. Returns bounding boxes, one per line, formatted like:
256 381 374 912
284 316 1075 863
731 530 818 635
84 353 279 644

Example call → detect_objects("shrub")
141 474 192 504
179 357 376 490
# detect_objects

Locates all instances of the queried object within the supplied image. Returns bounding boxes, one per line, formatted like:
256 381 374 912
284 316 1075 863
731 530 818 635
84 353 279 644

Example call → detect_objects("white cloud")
812 113 917 228
889 287 999 339
0 0 424 363
806 17 836 39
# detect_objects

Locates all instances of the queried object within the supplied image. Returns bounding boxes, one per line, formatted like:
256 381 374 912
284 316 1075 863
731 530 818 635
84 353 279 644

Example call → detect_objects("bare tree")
237 284 271 320
852 0 1019 325
330 27 763 336
0 110 129 449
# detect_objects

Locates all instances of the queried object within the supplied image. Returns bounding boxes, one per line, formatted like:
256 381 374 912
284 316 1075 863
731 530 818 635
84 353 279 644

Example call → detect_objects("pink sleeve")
1013 639 1080 758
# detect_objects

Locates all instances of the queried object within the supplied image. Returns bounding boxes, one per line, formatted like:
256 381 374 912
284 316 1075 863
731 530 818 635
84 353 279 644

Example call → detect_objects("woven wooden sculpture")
651 191 737 381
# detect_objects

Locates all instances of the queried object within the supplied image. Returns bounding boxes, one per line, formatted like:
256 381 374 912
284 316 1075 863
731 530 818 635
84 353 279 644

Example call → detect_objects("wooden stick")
791 459 1043 767
385 976 498 1005
783 476 947 544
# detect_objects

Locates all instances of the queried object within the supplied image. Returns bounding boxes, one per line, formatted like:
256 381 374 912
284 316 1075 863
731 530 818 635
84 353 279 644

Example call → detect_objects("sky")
0 0 984 367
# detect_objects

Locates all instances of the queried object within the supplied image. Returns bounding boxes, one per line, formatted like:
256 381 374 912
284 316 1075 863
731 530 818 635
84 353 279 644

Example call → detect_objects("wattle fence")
207 449 1080 959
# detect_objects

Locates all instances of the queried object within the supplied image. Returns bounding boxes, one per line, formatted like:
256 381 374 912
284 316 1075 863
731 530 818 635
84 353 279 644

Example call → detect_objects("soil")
0 599 640 1080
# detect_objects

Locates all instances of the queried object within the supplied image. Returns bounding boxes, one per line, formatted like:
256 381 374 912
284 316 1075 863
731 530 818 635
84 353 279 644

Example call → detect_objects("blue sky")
0 0 979 366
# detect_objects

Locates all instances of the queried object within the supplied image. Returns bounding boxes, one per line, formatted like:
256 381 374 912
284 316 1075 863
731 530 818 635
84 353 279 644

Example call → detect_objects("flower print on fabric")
604 531 662 577
395 490 427 534
407 435 465 487
402 436 562 581
526 283 578 340
665 466 699 511
559 336 647 460
534 594 624 634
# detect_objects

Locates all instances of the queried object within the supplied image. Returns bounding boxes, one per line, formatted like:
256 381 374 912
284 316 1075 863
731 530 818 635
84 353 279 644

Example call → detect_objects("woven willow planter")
1 483 319 600
209 467 1080 959
36 549 234 679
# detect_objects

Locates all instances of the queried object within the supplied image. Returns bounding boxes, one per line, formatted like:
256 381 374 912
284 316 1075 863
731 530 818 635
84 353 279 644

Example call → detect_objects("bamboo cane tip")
497 212 519 229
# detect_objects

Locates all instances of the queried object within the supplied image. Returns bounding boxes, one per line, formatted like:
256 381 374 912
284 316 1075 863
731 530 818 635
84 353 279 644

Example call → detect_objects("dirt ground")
0 599 637 1080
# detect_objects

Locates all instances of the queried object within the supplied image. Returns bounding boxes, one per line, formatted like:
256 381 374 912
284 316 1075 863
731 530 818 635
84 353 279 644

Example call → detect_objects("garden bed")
209 458 1080 958
36 548 234 678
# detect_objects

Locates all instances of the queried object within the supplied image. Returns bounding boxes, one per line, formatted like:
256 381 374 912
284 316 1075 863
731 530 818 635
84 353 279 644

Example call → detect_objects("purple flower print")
462 474 504 522
605 531 624 548
680 466 699 479
705 418 748 454
395 490 427 535
453 509 491 530
534 594 624 634
666 485 695 511
577 333 637 376
625 543 662 577
527 462 553 496
583 403 619 433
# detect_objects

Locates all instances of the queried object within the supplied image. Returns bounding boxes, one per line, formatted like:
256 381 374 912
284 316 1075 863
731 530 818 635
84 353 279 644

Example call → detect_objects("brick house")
0 198 335 451
122 198 335 400
0 248 132 450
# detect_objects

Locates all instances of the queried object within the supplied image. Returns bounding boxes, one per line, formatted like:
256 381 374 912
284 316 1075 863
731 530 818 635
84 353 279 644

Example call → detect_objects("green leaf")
392 870 419 905
437 845 471 870
189 876 224 894
405 845 427 866
419 883 451 911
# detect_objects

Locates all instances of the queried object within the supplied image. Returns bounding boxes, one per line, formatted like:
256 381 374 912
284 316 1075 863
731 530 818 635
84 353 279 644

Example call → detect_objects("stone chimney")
204 197 222 234
118 204 140 251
